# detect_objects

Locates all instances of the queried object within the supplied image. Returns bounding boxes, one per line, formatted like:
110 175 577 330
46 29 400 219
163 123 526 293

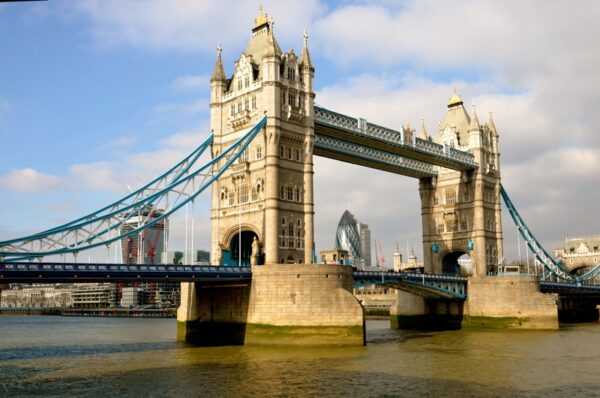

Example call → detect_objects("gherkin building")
335 210 362 261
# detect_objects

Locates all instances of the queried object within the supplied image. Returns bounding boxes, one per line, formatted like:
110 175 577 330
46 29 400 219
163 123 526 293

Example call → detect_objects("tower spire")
418 114 427 139
210 43 226 83
264 15 280 57
487 111 497 135
469 104 480 131
300 29 314 70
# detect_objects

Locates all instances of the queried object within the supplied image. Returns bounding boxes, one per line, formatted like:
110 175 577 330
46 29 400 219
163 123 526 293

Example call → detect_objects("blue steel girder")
0 262 251 284
314 106 478 172
0 115 267 261
314 135 437 179
353 271 467 299
540 281 600 295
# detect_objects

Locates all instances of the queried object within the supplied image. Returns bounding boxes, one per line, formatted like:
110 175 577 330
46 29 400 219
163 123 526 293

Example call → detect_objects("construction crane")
377 240 385 271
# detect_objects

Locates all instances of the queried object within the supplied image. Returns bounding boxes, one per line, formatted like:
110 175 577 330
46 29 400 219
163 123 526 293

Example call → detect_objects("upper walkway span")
314 106 478 178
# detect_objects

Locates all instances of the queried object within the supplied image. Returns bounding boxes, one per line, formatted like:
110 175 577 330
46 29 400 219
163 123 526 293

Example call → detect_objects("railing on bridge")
314 135 436 178
540 280 600 294
353 270 467 299
0 262 252 283
314 106 478 171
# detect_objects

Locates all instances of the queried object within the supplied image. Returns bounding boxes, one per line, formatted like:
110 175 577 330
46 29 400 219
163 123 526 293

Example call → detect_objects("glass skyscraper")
335 210 371 268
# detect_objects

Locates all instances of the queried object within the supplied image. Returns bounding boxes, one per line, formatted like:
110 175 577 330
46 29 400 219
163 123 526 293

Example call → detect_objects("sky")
1 0 599 265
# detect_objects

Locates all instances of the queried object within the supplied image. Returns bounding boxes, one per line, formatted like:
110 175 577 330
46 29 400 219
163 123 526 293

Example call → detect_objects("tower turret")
468 105 482 149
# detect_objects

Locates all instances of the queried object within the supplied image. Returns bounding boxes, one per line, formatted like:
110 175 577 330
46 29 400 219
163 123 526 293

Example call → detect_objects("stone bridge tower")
419 94 503 276
209 9 315 266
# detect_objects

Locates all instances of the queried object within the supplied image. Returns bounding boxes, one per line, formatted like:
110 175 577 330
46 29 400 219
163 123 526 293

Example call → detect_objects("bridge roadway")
0 262 251 284
3 262 599 299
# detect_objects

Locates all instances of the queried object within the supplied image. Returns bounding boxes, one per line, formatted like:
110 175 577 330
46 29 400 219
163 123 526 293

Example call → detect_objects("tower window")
294 187 300 202
287 148 292 159
281 217 286 226
287 186 293 201
238 148 248 163
237 78 242 91
256 146 262 160
244 76 250 88
252 96 257 109
238 184 248 204
280 185 285 199
279 146 284 158
295 149 300 161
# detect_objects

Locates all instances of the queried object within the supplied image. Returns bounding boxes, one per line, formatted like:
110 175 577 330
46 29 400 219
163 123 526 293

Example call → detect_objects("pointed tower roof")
487 111 498 135
418 115 427 139
469 104 480 131
299 29 314 70
437 91 471 145
244 8 281 62
210 44 227 83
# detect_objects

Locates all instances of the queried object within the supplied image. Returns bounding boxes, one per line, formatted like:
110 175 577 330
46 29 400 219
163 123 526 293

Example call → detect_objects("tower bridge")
2 9 599 345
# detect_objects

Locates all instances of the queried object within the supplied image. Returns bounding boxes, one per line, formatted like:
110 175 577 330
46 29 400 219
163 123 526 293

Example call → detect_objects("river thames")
1 316 600 397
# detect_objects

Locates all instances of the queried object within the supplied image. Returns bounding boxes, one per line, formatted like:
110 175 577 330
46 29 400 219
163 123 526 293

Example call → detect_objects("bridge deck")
353 270 468 299
0 262 251 284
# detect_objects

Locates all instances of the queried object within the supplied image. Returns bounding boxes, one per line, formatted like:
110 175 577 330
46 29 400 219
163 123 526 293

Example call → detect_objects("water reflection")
1 317 600 397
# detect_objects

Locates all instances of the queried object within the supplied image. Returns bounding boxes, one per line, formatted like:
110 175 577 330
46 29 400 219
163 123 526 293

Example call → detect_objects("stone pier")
463 275 558 329
390 275 559 330
390 291 464 330
177 264 365 346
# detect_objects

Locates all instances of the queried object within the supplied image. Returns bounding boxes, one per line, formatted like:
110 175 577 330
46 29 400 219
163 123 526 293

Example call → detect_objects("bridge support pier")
463 276 558 329
177 264 365 346
557 297 600 323
390 291 464 330
177 282 251 345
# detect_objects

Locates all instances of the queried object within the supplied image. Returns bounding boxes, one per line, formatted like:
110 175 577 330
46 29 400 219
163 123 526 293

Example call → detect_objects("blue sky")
1 0 600 264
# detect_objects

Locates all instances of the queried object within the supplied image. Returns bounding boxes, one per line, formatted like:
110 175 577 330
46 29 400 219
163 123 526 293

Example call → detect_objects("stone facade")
555 235 600 275
209 10 315 266
420 94 503 276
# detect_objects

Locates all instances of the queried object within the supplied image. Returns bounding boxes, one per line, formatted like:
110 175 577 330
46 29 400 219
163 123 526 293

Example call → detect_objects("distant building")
121 205 167 265
160 250 210 265
358 223 372 268
555 235 600 276
72 284 111 308
120 287 143 308
0 284 73 308
319 249 350 265
393 247 424 272
334 210 371 269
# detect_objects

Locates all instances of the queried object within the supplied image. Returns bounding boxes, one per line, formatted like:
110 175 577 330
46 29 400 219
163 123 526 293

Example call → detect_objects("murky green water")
1 316 600 397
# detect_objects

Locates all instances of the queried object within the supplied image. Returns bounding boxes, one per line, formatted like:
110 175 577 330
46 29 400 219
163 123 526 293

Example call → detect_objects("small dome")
448 93 463 107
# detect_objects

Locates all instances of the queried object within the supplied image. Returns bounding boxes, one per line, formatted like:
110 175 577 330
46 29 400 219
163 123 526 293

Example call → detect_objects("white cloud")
69 162 125 193
76 0 326 53
153 99 208 118
0 168 67 193
102 135 138 150
170 74 209 92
